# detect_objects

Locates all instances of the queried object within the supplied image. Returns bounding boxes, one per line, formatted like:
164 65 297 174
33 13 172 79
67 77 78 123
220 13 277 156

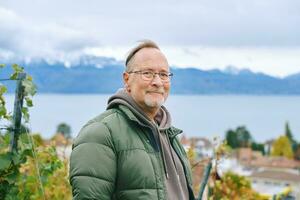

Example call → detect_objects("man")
69 40 195 200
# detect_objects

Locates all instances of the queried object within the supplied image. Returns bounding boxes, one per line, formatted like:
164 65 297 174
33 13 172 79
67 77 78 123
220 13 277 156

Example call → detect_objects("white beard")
144 95 165 108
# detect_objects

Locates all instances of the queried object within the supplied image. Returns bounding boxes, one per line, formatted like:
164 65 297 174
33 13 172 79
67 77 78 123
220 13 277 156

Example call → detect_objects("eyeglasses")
127 70 173 82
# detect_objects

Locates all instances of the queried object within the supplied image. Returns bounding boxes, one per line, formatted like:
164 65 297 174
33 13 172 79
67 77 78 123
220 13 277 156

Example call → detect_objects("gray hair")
125 39 160 72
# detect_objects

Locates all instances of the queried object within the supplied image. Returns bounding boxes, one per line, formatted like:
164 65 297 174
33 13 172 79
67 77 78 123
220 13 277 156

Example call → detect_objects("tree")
271 135 294 159
285 121 297 153
294 144 300 161
251 142 265 155
226 129 239 149
285 122 292 140
56 123 72 139
225 126 253 149
209 171 268 200
236 126 252 147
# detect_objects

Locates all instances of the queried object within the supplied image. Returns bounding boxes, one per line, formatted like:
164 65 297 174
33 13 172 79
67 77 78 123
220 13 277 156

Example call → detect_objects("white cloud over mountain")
0 0 300 76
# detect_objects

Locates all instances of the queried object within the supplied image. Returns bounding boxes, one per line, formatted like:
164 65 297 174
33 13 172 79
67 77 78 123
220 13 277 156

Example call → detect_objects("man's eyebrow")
139 68 169 72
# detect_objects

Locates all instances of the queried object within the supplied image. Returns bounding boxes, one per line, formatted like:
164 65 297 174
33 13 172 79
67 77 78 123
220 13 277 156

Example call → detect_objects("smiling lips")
146 90 164 95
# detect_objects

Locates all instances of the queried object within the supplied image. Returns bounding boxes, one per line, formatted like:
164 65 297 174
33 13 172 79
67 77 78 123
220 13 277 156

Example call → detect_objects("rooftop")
250 170 300 182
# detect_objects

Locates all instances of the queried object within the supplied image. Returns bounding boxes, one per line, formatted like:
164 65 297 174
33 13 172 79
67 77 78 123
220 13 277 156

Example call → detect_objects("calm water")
2 94 300 142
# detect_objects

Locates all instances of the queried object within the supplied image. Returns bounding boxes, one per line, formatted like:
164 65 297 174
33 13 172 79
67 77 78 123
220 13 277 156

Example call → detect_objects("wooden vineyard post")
9 73 26 152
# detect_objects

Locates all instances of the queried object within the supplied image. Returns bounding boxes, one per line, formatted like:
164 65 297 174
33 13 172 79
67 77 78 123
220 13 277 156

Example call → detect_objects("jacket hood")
107 88 171 130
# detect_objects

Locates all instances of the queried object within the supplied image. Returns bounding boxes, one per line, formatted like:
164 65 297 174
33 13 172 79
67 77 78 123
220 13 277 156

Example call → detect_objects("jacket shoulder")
73 108 124 148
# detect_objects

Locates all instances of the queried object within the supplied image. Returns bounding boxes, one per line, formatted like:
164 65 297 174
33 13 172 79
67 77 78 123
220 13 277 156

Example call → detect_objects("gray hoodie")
107 89 189 200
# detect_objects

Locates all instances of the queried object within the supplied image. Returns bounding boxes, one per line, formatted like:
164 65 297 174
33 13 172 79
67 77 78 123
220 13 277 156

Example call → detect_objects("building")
236 148 300 198
249 169 300 199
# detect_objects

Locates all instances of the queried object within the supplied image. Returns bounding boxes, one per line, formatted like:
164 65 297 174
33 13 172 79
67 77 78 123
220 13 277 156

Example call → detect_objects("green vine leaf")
10 73 18 80
22 79 37 96
0 85 7 95
26 75 33 81
5 114 13 121
5 170 19 184
0 85 8 119
0 153 12 171
10 64 24 80
12 64 23 72
25 97 33 107
21 107 30 123
0 106 7 118
11 152 22 165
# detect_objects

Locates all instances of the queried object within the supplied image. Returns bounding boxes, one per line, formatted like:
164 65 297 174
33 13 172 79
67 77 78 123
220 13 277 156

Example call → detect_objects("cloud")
0 1 300 76
0 6 101 63
0 7 24 52
162 46 300 77
2 0 300 47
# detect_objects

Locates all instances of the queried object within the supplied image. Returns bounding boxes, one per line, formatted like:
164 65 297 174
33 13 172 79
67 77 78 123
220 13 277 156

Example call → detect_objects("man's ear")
123 72 131 92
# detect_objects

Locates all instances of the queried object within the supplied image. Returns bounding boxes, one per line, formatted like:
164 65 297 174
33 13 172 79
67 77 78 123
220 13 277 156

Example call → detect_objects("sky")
1 0 300 77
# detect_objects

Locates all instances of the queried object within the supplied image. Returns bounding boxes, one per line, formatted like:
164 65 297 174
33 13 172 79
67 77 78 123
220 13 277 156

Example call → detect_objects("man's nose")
151 74 163 86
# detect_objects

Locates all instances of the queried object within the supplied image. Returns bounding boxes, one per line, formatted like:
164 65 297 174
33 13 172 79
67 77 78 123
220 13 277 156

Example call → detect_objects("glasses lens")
159 72 170 81
141 71 153 80
138 71 172 82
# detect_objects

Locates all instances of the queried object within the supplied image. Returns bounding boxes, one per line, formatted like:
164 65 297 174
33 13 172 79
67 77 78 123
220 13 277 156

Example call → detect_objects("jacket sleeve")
69 121 116 200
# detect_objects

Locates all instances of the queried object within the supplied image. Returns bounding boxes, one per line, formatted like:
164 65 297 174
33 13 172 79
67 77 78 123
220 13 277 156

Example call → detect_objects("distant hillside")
1 57 300 94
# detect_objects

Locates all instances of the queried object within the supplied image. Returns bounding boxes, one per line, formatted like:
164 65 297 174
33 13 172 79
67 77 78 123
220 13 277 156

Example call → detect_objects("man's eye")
142 71 153 76
160 73 168 78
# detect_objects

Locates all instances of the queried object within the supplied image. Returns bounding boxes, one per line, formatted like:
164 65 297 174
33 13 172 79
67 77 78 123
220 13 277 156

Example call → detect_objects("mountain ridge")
1 57 300 94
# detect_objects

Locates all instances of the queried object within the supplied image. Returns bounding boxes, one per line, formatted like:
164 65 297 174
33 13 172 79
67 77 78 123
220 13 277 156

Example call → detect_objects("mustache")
146 89 165 94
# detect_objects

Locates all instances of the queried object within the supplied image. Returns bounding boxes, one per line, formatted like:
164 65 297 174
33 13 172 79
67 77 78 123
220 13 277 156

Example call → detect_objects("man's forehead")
133 48 167 62
131 48 168 66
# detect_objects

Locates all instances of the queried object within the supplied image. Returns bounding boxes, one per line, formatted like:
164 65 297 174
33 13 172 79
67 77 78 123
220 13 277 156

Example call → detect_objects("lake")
2 94 300 142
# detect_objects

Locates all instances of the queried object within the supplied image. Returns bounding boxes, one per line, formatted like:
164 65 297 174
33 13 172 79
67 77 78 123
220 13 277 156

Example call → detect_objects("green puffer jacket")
69 104 195 200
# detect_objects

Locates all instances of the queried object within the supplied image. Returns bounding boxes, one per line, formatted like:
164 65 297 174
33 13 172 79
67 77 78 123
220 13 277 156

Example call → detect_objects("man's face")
124 48 170 111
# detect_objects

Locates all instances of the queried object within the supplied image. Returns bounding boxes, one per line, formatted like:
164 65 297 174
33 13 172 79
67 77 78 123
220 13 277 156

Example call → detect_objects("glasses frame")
127 70 173 82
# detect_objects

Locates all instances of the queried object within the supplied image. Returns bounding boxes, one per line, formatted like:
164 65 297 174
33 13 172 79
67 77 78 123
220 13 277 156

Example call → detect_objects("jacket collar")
167 126 183 139
107 89 172 129
118 104 183 138
118 104 142 124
